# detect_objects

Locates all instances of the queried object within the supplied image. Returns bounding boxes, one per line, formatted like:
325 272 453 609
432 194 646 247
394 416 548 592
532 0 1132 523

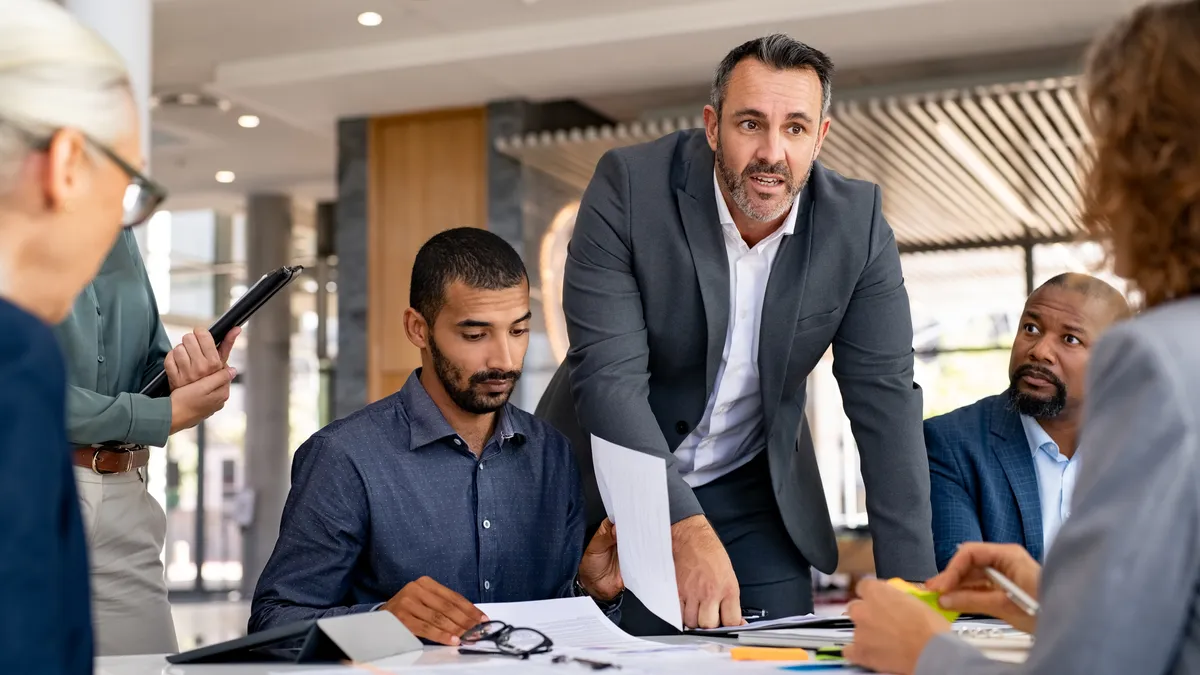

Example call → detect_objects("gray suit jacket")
536 129 934 578
916 298 1200 675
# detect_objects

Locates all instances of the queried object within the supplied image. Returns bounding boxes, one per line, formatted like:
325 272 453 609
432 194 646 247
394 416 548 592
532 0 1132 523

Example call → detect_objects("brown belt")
73 445 151 475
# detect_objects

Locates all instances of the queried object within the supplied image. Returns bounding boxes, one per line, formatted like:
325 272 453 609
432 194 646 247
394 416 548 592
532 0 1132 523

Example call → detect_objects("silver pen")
984 566 1040 616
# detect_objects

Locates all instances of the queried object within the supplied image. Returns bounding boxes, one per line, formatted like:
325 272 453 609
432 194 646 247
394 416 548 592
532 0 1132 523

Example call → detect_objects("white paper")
590 434 683 630
476 597 647 651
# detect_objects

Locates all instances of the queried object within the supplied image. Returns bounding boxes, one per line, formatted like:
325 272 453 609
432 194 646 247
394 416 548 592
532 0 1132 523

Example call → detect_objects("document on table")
477 596 648 651
591 434 683 630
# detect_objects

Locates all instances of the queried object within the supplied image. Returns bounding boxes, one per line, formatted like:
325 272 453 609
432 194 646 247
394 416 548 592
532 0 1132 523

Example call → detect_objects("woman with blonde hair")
843 2 1200 674
0 1 164 671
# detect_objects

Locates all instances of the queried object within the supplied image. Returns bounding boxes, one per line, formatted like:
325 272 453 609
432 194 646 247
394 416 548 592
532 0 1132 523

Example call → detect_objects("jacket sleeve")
562 149 702 524
831 185 936 581
925 419 983 571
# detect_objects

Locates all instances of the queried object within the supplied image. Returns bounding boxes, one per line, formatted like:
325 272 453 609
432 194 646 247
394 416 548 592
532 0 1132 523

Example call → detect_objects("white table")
93 636 820 675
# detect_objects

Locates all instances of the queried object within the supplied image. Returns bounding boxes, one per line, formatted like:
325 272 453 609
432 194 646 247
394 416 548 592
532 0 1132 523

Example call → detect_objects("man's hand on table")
379 576 487 646
672 515 743 629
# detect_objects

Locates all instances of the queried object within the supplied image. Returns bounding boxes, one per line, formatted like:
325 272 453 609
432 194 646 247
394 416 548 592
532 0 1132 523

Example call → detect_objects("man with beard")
250 228 623 645
925 273 1130 571
536 34 935 631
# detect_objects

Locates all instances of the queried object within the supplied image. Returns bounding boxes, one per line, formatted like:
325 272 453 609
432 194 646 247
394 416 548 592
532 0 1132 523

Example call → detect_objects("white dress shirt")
1019 414 1080 556
672 173 802 487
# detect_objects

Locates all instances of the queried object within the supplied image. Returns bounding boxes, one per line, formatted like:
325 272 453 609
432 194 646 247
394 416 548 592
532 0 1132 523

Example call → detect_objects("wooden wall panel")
367 107 488 402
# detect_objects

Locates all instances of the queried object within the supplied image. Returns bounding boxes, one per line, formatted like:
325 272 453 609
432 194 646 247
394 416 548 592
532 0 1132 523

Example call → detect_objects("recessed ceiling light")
237 114 260 128
215 171 236 184
357 11 382 26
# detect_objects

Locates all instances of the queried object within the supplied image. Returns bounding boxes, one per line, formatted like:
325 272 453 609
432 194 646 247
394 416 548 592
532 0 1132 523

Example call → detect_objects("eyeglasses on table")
458 620 553 659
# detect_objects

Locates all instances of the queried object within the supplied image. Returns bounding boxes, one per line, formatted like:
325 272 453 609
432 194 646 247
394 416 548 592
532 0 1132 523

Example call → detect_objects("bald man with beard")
925 273 1132 570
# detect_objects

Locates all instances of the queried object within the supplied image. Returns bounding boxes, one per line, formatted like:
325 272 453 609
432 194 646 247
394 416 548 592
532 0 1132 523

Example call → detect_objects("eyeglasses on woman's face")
3 120 168 228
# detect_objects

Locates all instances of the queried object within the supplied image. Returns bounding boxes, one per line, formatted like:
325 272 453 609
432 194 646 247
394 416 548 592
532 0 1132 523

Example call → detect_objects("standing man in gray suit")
536 34 935 631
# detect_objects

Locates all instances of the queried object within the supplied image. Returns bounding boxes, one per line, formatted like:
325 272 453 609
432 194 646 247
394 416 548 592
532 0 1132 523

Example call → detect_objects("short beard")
715 132 812 223
1006 364 1067 419
428 336 521 415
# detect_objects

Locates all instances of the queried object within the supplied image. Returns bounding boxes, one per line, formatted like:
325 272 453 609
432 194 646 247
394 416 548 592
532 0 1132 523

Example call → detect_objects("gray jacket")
917 298 1200 674
536 129 934 578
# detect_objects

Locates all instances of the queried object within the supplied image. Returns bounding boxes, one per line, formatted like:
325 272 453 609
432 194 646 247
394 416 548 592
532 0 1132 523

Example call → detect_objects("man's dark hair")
711 34 835 119
409 227 527 323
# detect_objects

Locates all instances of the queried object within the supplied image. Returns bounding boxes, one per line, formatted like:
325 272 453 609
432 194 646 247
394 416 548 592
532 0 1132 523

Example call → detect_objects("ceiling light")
936 122 1036 225
357 11 382 26
237 115 260 128
215 171 236 184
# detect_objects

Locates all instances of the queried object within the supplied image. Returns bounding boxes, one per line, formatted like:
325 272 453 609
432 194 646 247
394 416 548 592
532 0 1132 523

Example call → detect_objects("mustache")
1011 364 1064 388
742 159 793 184
469 369 521 386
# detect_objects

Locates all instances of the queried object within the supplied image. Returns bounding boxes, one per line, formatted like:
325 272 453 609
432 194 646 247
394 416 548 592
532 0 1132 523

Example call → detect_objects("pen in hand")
983 566 1040 617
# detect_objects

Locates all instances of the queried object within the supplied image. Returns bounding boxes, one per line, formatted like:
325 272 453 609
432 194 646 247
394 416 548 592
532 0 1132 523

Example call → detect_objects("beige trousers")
74 466 178 656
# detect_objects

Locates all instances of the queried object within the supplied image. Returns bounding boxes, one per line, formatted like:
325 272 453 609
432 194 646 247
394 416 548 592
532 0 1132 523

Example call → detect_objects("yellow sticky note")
888 578 960 622
730 647 812 662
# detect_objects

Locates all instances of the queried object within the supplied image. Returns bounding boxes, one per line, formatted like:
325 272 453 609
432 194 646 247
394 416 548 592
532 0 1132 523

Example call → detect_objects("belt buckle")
90 445 136 475
90 449 107 475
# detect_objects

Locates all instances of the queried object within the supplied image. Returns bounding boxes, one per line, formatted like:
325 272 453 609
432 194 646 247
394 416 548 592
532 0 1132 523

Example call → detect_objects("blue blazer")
925 394 1043 571
0 298 93 674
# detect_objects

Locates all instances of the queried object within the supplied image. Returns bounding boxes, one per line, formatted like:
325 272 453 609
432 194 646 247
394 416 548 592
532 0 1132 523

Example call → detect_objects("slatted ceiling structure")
495 75 1090 252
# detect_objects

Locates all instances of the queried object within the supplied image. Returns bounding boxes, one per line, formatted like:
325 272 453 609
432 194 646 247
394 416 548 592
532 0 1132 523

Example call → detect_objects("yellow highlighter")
730 647 812 662
888 578 960 622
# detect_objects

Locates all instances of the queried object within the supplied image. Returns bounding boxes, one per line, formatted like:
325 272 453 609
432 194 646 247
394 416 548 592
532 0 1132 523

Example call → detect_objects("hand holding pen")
925 542 1042 634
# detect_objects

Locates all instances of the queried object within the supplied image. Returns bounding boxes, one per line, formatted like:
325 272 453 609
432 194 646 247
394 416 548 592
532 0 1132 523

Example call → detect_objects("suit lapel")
758 185 815 425
676 142 729 393
989 396 1045 562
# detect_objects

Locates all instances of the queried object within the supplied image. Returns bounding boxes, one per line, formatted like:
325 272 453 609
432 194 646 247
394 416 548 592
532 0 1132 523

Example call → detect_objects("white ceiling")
148 0 1147 208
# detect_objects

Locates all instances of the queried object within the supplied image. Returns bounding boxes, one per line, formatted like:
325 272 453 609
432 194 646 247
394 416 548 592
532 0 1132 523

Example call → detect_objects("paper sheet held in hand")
591 435 683 630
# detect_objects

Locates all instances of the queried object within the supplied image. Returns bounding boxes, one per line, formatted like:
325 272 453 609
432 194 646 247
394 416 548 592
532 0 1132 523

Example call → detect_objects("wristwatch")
574 575 624 610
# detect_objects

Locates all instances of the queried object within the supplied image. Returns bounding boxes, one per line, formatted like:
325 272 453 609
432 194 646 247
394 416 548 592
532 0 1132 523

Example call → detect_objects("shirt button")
484 580 491 590
483 519 491 529
97 355 105 363
478 463 484 471
453 438 462 446
95 306 101 315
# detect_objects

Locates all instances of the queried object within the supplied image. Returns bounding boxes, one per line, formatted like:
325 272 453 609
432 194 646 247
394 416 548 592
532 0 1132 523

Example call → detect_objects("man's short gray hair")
710 34 835 119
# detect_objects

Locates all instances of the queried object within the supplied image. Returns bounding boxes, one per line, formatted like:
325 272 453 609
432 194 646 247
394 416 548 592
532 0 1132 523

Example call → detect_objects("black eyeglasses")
6 121 168 228
458 621 553 659
88 139 168 229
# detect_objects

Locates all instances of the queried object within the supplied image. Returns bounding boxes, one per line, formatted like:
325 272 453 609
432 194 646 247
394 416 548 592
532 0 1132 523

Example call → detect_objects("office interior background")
70 0 1140 647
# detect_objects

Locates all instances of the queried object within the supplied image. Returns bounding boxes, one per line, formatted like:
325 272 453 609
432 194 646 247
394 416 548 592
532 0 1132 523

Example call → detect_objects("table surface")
92 636 816 675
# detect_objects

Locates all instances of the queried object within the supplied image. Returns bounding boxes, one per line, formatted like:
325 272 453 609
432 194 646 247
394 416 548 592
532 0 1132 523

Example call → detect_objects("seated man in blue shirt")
925 273 1130 570
250 228 623 645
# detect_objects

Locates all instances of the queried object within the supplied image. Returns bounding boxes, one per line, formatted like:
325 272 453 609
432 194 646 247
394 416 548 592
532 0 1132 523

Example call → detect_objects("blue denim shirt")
250 370 592 632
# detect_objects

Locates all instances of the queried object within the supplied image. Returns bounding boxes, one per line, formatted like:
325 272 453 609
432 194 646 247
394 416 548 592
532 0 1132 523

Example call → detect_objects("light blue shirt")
1020 414 1080 555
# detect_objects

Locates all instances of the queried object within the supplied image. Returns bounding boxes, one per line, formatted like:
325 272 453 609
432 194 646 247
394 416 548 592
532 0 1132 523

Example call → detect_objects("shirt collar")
1019 414 1060 458
712 170 800 238
399 370 525 450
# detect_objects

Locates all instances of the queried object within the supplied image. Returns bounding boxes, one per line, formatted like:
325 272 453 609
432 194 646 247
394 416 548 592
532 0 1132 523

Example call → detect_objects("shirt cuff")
128 394 171 447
